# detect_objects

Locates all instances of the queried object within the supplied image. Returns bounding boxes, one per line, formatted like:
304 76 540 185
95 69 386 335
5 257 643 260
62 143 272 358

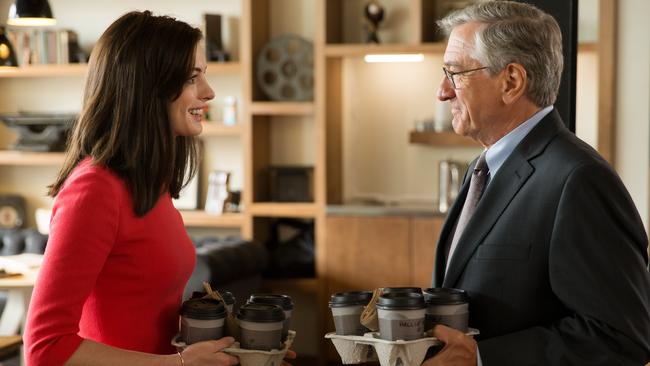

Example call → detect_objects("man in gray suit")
423 2 650 365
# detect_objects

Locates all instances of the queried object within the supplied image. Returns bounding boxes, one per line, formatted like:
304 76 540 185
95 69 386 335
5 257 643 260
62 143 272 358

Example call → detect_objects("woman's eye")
187 75 198 84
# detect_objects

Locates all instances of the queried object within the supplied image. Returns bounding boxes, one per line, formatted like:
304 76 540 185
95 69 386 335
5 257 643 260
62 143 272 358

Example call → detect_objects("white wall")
616 0 650 230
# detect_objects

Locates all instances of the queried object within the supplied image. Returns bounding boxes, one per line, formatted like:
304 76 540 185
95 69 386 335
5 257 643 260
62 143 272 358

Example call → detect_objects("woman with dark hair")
24 11 237 366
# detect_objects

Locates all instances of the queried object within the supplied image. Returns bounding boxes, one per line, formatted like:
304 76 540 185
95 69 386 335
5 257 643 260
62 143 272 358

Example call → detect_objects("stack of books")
6 28 84 66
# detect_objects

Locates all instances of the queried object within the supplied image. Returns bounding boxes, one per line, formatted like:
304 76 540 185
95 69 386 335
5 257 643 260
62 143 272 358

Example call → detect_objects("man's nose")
438 75 456 101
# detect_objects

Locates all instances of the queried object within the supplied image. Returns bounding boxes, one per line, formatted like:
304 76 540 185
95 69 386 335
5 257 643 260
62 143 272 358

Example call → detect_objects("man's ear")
501 63 527 105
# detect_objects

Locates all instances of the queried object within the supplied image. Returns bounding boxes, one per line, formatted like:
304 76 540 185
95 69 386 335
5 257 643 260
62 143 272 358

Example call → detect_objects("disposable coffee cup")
180 298 227 345
423 288 469 333
237 303 285 351
328 291 373 335
221 291 236 313
376 292 426 341
382 287 422 295
248 294 294 341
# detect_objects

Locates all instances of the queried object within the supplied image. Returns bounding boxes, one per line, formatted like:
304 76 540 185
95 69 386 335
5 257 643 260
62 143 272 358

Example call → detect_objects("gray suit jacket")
433 110 650 365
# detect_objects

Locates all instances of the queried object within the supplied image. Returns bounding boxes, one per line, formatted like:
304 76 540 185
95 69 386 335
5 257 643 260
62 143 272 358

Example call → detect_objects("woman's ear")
501 63 527 105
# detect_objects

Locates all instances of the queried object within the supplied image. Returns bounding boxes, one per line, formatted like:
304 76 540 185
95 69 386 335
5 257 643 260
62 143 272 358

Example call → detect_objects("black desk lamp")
7 0 56 27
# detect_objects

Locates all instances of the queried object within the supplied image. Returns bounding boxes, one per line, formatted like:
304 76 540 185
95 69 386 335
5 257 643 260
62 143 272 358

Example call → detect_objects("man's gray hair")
437 1 563 107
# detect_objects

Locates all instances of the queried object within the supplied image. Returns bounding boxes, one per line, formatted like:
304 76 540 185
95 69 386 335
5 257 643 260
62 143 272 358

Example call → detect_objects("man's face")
438 22 502 145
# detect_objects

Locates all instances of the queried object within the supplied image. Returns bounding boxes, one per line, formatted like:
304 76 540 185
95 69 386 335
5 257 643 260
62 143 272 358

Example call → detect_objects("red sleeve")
25 166 121 366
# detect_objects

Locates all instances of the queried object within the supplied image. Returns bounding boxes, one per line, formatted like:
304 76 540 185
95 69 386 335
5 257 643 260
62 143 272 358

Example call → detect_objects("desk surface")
0 271 38 289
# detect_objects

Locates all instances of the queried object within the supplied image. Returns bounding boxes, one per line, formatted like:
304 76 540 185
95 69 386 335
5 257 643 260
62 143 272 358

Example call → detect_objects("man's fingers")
284 350 297 359
432 324 458 343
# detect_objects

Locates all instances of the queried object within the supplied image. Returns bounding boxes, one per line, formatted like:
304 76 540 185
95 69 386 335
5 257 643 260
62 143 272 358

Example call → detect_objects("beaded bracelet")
177 351 185 366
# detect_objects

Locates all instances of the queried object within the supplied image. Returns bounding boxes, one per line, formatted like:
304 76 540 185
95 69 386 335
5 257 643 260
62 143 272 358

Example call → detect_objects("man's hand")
421 325 477 366
281 349 297 366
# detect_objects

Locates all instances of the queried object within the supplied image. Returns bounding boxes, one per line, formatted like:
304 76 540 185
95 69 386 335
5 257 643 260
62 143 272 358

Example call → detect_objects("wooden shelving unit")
0 151 65 165
200 122 243 137
179 210 244 228
0 64 88 78
324 42 446 57
205 62 241 75
249 102 315 116
0 62 240 78
248 202 318 218
409 130 480 147
0 1 614 362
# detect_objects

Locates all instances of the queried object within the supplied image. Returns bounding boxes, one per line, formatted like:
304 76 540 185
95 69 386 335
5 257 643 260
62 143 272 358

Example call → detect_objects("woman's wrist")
160 353 183 366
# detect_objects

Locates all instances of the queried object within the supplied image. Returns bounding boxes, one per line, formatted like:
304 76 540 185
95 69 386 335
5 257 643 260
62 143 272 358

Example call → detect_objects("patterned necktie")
445 151 489 273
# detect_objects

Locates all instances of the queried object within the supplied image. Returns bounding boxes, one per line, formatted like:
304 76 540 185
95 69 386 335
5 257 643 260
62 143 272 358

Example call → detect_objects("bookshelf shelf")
0 64 88 78
0 62 241 79
0 151 65 165
179 211 244 228
200 122 243 137
409 131 479 147
248 202 318 218
324 42 446 57
249 102 315 116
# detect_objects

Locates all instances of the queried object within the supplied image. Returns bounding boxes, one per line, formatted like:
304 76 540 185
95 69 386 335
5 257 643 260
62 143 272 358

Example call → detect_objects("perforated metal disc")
256 34 314 101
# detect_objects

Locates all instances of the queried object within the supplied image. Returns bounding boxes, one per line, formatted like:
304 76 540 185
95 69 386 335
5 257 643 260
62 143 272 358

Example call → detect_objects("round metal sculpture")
256 34 314 101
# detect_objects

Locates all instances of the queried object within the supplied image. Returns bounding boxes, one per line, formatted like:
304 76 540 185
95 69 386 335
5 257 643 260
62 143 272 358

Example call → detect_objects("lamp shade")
0 27 18 67
7 0 56 26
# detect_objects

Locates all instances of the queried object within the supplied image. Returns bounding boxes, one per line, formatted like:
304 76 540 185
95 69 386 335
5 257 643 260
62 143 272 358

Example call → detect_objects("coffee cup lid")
237 303 286 323
248 293 294 310
221 291 236 306
376 292 425 310
181 298 226 319
381 287 422 295
190 291 235 306
423 287 469 304
328 291 373 307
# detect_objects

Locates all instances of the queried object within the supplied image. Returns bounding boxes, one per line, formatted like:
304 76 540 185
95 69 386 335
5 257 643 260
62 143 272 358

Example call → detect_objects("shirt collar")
484 105 554 179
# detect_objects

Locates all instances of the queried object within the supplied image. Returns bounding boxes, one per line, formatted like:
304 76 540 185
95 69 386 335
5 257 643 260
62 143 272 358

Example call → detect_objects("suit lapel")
441 109 566 288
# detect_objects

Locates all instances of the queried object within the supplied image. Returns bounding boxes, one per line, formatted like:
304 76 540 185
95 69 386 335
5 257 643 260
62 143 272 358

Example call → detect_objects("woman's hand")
179 337 239 366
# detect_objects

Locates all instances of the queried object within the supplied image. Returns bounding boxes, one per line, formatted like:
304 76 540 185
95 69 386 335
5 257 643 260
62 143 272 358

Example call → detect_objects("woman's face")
169 45 215 136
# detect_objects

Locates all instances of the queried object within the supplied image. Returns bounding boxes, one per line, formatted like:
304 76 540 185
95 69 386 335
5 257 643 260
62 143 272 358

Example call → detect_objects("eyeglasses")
442 66 488 89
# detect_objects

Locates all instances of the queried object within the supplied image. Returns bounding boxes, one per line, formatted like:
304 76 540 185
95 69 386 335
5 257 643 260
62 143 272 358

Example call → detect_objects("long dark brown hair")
49 11 202 216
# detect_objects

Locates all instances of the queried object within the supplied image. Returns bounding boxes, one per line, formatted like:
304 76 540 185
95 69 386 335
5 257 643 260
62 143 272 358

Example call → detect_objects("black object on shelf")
263 218 315 279
191 236 269 286
0 228 48 255
0 112 75 152
204 14 230 62
268 165 313 202
0 195 26 230
0 26 18 67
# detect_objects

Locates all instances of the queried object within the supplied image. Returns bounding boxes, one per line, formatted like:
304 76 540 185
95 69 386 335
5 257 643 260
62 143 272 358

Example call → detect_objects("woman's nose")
201 79 215 102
